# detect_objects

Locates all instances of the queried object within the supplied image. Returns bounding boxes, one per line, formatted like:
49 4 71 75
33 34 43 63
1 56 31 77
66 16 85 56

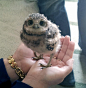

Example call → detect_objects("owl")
20 13 61 68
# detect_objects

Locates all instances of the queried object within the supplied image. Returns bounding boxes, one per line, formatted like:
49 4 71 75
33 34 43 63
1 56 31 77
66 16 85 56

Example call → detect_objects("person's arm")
0 43 35 87
22 36 75 88
0 58 19 87
0 58 33 88
3 58 19 83
0 58 11 87
12 81 32 88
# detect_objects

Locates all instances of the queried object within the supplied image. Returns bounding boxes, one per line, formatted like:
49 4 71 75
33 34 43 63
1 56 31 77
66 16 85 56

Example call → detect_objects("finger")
60 36 65 45
66 41 75 57
61 36 70 52
63 41 75 63
57 36 70 60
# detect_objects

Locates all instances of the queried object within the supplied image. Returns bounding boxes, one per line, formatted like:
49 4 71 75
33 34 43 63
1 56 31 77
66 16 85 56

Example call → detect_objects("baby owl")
20 13 61 68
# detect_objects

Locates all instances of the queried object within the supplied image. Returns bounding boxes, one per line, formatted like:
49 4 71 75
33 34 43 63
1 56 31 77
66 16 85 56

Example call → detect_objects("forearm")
0 58 32 88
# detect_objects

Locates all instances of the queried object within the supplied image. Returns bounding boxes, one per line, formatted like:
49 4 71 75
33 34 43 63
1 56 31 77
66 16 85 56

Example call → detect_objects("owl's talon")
32 57 44 60
32 57 39 60
40 63 51 68
33 52 44 60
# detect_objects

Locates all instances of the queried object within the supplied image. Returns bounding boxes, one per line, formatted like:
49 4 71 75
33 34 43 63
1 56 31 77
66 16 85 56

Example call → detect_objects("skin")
3 36 75 87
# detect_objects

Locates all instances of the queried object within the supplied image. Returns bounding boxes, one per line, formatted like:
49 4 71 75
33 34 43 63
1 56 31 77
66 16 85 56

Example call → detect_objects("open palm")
24 36 75 87
44 36 75 68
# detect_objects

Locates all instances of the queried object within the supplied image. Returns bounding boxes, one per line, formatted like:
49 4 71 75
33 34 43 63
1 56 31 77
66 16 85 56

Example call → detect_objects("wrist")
3 58 19 83
12 53 27 74
22 75 48 88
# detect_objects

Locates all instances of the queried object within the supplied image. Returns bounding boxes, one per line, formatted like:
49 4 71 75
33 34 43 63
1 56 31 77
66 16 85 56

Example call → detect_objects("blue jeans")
37 0 71 36
78 0 86 56
37 0 75 87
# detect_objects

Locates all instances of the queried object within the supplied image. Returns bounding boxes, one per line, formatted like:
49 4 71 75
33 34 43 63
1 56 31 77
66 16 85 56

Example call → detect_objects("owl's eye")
40 21 47 27
28 19 33 26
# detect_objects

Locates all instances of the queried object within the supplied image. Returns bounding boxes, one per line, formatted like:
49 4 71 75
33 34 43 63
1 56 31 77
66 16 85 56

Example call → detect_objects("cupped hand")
13 43 36 74
22 36 75 88
44 36 75 68
13 35 75 76
22 58 74 88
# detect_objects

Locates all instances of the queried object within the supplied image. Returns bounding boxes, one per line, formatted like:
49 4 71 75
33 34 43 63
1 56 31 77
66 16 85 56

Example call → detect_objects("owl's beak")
33 24 39 29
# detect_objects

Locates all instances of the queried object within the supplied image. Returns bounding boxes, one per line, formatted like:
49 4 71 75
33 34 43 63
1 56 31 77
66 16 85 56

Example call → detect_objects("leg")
32 52 44 60
40 53 54 68
37 0 71 36
78 0 86 56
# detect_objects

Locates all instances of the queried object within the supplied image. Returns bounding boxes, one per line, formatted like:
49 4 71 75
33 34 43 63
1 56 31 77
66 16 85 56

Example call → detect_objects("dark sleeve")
12 81 33 88
0 58 33 88
0 58 11 87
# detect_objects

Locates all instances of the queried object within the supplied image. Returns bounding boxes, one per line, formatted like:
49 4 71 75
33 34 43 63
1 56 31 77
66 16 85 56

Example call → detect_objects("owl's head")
23 13 49 34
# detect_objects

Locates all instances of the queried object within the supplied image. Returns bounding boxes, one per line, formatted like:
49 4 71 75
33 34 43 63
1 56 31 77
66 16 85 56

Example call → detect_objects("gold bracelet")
7 55 25 79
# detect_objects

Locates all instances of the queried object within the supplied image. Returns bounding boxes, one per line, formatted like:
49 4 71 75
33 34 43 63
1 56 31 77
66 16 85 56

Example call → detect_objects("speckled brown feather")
20 13 61 67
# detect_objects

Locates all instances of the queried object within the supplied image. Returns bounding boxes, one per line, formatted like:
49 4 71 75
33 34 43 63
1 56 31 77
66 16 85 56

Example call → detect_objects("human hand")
4 43 36 82
13 35 74 75
22 36 75 88
22 59 74 88
44 36 75 68
13 43 36 74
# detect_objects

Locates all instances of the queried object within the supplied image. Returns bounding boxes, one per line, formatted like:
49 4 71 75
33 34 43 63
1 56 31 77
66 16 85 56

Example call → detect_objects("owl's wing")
45 23 61 52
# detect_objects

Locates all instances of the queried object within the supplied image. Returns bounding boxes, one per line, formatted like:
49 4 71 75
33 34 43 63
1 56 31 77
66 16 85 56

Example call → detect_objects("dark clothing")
0 58 32 88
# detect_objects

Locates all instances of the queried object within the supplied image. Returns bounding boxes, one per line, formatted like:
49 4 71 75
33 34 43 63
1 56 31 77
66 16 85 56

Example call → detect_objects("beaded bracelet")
7 55 25 79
